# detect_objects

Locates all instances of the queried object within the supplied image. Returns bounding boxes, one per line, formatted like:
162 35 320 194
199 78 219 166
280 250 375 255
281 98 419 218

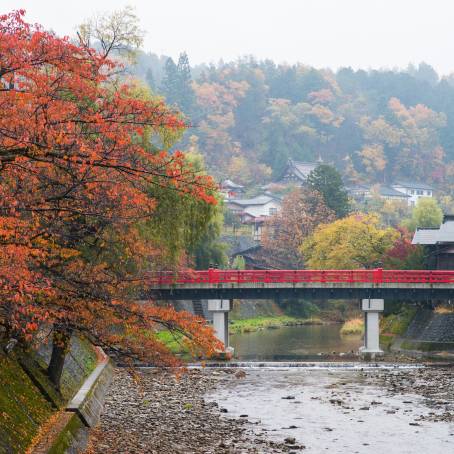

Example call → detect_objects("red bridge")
148 268 454 356
149 268 454 300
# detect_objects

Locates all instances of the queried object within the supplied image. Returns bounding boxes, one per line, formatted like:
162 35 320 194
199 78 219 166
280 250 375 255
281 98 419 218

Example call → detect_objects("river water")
230 323 363 361
206 367 454 453
205 325 454 452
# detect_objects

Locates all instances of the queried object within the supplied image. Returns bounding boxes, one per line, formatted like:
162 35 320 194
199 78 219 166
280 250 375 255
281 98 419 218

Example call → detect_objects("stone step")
192 300 205 318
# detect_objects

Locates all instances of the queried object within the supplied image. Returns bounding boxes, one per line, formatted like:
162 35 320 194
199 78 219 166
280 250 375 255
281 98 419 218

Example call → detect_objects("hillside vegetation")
139 55 454 206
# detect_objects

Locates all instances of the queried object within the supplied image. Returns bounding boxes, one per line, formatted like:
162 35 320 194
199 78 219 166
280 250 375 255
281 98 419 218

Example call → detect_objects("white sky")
3 0 454 74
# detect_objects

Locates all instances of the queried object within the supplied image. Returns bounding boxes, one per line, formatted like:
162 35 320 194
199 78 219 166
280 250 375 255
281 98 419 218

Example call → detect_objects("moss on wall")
47 413 86 454
0 335 97 454
0 350 55 453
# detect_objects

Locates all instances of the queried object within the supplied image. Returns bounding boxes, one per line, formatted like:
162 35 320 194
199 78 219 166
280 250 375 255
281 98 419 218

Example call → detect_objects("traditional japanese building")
276 158 321 186
412 215 454 269
220 179 244 200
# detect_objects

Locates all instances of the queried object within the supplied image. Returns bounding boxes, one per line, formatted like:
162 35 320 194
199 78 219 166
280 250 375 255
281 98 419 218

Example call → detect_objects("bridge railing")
149 268 454 286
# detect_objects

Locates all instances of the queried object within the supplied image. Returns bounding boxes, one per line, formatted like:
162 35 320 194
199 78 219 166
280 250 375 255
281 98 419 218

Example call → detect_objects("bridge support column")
208 300 233 355
359 299 384 358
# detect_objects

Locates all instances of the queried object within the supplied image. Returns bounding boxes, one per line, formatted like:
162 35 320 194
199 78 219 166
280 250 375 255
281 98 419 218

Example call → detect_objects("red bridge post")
208 267 214 284
373 268 383 284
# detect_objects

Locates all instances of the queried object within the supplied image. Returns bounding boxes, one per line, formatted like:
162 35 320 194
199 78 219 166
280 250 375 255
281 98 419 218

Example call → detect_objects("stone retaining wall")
406 309 454 343
402 309 454 351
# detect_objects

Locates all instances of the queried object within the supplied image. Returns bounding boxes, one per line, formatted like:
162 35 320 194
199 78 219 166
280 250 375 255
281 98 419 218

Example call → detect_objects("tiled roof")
378 186 410 197
412 228 440 245
347 184 409 198
228 195 279 206
393 181 434 191
221 179 244 189
412 219 454 245
289 159 318 180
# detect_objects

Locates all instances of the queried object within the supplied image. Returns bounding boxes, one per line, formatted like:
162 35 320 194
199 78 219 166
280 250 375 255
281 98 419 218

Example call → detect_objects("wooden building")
412 215 454 269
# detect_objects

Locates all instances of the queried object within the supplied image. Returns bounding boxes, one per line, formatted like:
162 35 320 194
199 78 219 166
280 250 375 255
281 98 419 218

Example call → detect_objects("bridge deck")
148 269 454 300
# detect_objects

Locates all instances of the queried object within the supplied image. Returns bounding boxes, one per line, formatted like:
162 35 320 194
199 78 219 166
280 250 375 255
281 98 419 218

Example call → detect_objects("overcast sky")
4 0 454 74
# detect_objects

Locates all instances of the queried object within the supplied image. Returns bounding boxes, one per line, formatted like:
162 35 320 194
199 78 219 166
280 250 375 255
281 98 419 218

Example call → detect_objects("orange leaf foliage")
0 11 220 365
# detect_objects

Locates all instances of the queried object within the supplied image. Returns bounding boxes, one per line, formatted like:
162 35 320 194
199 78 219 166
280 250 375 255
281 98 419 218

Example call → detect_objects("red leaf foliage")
0 11 221 364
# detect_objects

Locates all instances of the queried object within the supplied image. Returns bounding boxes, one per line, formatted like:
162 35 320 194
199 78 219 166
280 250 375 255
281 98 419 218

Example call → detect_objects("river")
87 325 454 453
206 366 454 453
230 323 363 361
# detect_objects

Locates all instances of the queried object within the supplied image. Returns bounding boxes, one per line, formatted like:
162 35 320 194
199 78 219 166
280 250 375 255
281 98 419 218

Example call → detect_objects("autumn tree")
402 197 444 232
0 10 221 387
383 228 425 269
78 5 144 61
306 164 350 218
301 214 399 269
193 77 249 171
262 188 335 268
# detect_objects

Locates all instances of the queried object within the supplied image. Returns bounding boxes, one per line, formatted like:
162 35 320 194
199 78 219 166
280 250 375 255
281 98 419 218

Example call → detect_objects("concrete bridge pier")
359 298 384 358
208 299 234 355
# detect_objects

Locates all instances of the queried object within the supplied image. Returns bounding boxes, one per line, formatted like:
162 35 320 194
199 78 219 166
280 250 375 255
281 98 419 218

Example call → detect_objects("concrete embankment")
399 308 454 352
0 336 111 454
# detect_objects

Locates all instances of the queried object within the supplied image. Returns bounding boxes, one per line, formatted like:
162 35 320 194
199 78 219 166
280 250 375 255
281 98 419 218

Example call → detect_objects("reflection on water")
230 324 363 361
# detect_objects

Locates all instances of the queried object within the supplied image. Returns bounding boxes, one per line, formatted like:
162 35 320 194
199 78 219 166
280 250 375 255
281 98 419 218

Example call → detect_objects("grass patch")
400 340 454 352
230 316 323 334
379 333 394 351
380 306 417 336
155 330 188 354
340 318 364 335
434 305 454 314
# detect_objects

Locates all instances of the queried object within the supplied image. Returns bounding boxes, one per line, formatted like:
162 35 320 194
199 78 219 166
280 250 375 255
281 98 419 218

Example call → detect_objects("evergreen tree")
176 52 196 116
145 67 156 91
307 164 350 218
161 57 179 105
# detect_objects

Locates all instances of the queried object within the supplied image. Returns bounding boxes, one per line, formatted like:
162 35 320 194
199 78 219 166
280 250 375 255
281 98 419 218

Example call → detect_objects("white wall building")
227 195 281 218
391 181 434 206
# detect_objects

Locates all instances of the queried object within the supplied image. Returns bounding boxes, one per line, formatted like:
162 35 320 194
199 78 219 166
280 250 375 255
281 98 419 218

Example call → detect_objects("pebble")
86 368 291 453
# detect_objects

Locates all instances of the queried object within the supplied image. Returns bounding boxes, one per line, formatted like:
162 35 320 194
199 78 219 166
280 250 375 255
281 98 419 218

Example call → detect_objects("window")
416 190 423 195
426 191 432 196
269 207 277 215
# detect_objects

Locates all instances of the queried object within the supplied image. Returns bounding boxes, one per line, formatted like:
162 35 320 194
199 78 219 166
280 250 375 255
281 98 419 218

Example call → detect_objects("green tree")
191 205 228 269
232 255 246 270
146 67 156 91
161 57 179 105
176 52 196 115
402 197 443 231
306 164 350 218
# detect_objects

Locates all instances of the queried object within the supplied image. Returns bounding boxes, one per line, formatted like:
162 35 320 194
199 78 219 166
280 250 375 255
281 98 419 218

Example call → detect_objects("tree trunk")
47 327 72 390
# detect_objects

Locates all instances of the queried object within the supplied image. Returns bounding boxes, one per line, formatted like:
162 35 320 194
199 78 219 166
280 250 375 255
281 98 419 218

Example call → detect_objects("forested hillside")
136 53 454 197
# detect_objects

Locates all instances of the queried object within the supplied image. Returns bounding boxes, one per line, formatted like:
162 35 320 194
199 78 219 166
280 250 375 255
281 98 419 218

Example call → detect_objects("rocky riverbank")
85 364 454 453
85 368 295 453
368 366 454 423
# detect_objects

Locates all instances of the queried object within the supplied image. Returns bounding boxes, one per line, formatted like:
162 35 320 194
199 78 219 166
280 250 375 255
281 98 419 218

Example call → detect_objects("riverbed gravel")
86 364 454 453
85 368 293 453
370 366 454 423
